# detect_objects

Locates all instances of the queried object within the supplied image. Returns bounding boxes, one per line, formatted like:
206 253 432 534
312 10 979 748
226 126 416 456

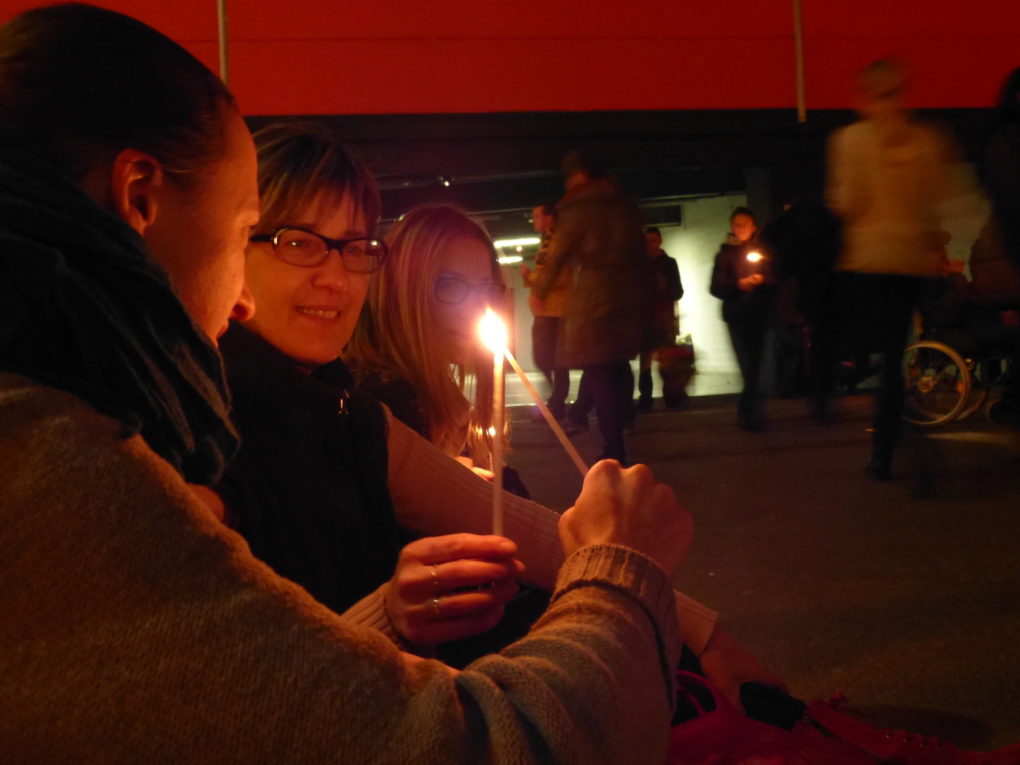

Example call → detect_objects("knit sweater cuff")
554 544 682 686
339 584 396 638
340 584 438 658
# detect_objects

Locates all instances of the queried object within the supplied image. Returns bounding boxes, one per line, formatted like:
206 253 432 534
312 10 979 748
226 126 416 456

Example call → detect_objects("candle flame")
477 307 508 354
746 251 763 263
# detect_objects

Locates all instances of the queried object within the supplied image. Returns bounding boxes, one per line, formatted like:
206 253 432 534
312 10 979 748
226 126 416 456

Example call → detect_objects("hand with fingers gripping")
559 459 694 578
383 534 525 647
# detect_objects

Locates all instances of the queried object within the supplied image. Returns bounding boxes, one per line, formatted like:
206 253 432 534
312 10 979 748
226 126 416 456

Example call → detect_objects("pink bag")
667 674 1020 765
667 673 873 765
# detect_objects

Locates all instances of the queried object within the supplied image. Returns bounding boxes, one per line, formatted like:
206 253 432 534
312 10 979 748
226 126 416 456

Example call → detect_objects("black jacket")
647 252 683 348
216 324 401 615
710 236 777 325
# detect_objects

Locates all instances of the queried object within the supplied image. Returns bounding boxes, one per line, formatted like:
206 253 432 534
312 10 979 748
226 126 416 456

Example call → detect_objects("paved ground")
506 392 1020 751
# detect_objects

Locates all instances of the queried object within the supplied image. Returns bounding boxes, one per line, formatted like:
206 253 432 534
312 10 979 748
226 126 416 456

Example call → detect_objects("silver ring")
429 565 441 594
430 597 442 620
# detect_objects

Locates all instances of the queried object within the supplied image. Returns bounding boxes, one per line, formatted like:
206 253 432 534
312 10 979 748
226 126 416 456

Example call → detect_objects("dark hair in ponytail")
0 3 236 183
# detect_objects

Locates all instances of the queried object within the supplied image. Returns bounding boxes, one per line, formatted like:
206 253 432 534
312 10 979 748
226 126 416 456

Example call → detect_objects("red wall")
2 1 1017 114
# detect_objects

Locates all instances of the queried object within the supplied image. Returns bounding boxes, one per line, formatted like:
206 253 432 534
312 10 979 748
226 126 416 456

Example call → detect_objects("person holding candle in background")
711 206 777 431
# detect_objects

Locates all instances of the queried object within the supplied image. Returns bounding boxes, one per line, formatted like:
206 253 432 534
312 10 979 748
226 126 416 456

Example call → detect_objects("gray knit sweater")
0 374 680 764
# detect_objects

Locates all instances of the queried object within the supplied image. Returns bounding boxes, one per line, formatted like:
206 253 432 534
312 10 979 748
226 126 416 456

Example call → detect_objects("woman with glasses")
216 124 526 650
346 204 507 466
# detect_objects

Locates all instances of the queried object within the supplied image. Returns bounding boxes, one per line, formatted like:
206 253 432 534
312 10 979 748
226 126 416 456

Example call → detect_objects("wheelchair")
903 329 1017 427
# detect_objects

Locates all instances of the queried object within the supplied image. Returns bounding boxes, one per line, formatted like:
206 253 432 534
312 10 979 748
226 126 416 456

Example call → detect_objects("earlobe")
108 148 164 236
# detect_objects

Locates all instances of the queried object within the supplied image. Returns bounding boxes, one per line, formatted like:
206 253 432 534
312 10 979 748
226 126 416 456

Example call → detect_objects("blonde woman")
346 204 505 470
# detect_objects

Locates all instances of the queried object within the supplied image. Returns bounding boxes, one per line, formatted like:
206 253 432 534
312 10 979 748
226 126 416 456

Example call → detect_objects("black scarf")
0 129 237 484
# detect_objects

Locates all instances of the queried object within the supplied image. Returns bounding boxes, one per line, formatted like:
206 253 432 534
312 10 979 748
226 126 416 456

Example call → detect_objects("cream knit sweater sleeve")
1 377 680 764
382 409 719 653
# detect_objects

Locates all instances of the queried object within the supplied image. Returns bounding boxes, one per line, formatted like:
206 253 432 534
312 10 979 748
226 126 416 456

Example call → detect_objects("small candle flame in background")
746 250 763 263
478 307 508 354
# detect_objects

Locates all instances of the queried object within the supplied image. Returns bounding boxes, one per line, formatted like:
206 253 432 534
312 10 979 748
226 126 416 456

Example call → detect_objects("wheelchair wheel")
903 341 971 426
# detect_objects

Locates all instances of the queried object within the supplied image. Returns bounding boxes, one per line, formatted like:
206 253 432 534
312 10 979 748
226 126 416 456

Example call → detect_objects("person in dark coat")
710 207 776 430
638 227 684 411
534 148 652 462
985 67 1020 277
759 200 842 417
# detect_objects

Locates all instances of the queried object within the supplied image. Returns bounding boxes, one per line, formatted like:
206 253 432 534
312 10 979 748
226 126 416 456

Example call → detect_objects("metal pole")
793 0 806 123
217 0 229 85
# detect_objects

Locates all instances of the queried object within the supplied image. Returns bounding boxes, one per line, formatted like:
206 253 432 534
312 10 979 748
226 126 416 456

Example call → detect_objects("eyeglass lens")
435 276 502 304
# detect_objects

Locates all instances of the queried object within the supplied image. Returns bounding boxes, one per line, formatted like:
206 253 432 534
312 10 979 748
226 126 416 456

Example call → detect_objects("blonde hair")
347 204 505 460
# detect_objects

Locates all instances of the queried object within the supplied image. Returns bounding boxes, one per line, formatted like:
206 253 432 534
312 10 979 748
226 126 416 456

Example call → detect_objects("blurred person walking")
711 207 776 431
533 148 651 463
520 202 570 420
826 58 955 479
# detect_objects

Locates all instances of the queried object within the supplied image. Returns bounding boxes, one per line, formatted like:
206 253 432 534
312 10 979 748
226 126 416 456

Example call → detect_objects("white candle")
478 308 507 535
503 347 588 477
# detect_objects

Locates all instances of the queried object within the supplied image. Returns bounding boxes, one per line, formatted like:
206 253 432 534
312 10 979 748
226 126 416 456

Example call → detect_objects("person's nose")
231 282 256 323
310 250 351 292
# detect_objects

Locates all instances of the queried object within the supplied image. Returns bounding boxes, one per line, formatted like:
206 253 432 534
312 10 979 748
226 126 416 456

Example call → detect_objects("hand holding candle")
739 251 765 291
476 308 589 534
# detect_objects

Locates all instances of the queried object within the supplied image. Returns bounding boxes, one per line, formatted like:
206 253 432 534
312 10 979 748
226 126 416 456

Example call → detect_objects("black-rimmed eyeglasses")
250 227 388 273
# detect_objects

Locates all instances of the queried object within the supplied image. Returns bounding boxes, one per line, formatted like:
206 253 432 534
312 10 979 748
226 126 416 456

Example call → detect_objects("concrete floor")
506 392 1020 751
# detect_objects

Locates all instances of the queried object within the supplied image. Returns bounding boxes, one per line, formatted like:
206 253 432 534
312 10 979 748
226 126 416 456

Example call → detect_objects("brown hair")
0 4 235 184
253 122 381 235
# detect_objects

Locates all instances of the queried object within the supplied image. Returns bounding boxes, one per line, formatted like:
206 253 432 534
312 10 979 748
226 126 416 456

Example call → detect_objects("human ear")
108 148 165 236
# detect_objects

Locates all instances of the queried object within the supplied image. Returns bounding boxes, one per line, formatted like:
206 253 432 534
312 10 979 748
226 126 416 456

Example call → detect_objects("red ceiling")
2 1 1017 114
